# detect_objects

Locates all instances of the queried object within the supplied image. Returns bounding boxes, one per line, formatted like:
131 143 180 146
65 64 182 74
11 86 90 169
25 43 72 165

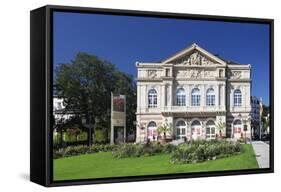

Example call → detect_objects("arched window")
206 88 215 106
176 120 186 139
233 119 242 125
191 88 200 106
147 121 157 141
176 88 186 106
148 89 157 108
234 89 242 106
191 120 201 126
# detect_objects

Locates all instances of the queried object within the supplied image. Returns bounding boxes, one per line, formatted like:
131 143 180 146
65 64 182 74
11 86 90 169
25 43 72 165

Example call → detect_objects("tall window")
206 88 215 106
176 120 186 139
234 89 242 106
206 120 216 139
191 88 200 106
148 89 157 108
176 88 186 106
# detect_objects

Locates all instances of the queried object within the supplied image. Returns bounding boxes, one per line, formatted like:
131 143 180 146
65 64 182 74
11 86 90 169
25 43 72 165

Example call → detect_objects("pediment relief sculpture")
172 51 216 66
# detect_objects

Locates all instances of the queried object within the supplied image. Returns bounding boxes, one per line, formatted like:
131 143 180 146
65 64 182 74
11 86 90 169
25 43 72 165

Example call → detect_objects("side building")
251 96 261 139
135 43 252 143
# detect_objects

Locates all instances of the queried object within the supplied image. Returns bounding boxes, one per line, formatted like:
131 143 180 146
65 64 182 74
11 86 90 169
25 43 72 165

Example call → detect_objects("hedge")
53 144 115 159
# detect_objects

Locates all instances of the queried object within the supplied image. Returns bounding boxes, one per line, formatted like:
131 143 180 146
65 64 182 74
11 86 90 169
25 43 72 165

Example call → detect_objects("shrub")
53 132 61 145
77 132 88 141
53 148 64 159
53 144 115 159
89 144 115 153
112 144 137 158
63 145 89 157
64 132 77 142
112 143 170 158
95 128 108 144
162 143 176 153
171 140 241 164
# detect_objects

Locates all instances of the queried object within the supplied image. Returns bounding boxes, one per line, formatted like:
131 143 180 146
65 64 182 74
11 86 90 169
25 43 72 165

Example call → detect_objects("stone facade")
136 43 252 143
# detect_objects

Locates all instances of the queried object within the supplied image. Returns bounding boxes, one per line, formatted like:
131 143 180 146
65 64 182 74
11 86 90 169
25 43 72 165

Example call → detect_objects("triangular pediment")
162 43 227 66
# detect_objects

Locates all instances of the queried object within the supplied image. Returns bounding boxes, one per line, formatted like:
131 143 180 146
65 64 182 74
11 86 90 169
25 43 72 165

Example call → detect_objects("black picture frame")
30 5 274 187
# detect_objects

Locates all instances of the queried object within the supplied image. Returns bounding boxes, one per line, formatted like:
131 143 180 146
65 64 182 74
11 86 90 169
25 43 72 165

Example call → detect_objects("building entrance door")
233 119 242 138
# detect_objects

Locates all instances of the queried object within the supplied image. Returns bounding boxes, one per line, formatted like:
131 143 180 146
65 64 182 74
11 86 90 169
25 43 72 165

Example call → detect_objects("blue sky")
53 12 270 105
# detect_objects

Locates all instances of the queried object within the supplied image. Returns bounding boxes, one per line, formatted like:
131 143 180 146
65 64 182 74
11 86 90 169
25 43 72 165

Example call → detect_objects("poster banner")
112 94 126 127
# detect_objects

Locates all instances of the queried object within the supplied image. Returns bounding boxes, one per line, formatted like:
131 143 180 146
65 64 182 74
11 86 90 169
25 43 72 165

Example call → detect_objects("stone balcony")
137 105 226 114
162 105 226 113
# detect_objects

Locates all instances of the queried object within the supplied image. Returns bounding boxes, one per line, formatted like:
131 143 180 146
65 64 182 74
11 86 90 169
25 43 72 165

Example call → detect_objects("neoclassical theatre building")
136 43 252 142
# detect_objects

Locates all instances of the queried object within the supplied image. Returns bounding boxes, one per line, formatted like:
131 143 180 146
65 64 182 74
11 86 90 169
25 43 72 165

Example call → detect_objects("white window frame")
176 120 186 139
206 120 216 139
206 88 215 106
234 89 242 107
148 89 157 108
191 88 200 106
176 88 186 106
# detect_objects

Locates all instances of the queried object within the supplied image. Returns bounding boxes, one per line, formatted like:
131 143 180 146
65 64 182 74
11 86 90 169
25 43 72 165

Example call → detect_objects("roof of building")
140 43 243 65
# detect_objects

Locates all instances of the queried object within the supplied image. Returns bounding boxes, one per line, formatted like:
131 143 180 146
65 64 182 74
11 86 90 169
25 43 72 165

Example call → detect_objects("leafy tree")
215 121 225 139
157 123 171 143
55 52 136 145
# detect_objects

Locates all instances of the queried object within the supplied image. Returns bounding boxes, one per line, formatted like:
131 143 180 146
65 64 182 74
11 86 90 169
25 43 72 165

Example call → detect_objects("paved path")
251 141 270 168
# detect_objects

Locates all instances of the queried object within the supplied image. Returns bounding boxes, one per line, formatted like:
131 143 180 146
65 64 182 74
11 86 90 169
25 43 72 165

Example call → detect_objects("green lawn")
53 144 258 181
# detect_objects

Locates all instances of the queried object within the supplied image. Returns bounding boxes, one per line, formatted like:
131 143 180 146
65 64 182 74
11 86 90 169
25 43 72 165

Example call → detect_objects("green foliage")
171 140 242 164
55 52 137 140
157 123 171 141
53 144 114 159
77 132 88 141
95 128 108 144
53 132 61 145
64 132 77 142
215 121 225 138
53 148 65 159
54 145 258 181
112 143 176 158
63 145 89 157
89 144 115 153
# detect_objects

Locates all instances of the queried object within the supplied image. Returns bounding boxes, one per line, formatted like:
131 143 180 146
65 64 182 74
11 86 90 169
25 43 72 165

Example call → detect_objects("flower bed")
112 143 175 158
171 140 242 164
53 140 242 163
